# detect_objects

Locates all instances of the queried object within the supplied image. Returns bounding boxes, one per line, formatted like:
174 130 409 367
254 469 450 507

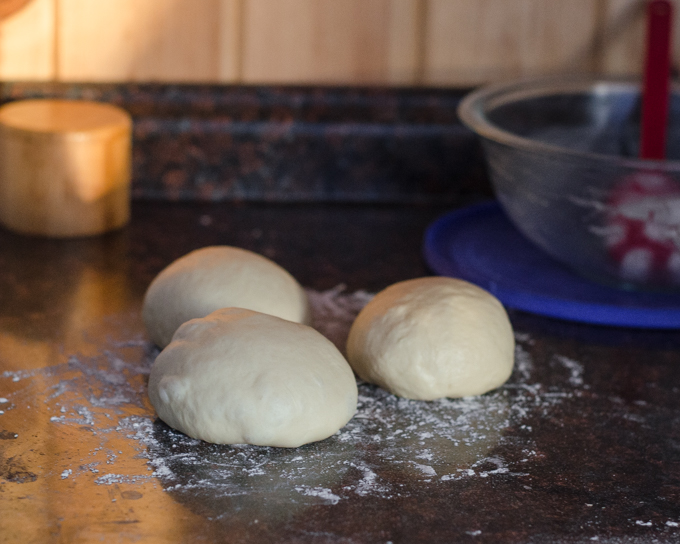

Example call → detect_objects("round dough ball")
149 308 358 447
142 246 310 348
346 277 515 400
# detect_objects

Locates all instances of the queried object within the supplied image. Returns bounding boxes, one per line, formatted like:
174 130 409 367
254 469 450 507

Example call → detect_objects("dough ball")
149 308 358 447
346 277 515 400
142 246 310 348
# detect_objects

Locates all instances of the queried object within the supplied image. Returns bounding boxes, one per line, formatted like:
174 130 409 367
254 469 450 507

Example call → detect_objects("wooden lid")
0 99 132 237
0 99 131 135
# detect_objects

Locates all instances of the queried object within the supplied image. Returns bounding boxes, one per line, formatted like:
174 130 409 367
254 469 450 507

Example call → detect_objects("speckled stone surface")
1 83 679 543
1 201 680 543
0 82 489 204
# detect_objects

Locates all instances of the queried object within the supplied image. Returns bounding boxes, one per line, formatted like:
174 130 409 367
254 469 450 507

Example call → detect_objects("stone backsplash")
0 82 491 204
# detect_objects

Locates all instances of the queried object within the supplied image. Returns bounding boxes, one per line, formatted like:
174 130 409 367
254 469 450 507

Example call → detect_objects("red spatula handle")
640 0 673 160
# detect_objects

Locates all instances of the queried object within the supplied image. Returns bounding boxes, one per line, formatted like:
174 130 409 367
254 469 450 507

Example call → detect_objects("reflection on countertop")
1 201 680 543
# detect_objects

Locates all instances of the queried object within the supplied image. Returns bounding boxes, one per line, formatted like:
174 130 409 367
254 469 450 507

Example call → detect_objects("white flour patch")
554 355 585 387
2 369 38 383
348 460 389 497
295 486 341 505
306 285 373 353
413 463 437 477
94 473 153 486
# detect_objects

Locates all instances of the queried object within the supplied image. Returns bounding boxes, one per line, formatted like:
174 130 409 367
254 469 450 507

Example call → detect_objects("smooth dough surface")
142 246 310 348
346 277 515 400
148 308 358 447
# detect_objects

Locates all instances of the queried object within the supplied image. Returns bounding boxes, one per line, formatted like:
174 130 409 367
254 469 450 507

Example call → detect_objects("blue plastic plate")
423 201 680 328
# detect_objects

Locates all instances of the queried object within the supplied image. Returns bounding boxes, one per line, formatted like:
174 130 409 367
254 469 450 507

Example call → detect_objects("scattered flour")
554 355 585 387
3 287 593 510
295 486 341 505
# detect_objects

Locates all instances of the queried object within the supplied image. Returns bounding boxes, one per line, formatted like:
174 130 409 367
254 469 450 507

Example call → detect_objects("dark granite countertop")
1 200 680 543
1 82 680 543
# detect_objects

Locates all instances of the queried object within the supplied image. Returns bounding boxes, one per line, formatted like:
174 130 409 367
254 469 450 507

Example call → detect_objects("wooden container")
0 99 132 237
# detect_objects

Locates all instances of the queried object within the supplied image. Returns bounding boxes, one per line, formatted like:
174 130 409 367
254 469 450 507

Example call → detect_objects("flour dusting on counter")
1 287 592 508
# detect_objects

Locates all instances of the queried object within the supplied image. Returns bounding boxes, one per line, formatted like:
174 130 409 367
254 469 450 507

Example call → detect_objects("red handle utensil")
605 0 678 286
640 0 673 160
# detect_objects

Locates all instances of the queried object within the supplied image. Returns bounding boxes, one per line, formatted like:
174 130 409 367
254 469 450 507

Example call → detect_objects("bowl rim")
457 74 680 171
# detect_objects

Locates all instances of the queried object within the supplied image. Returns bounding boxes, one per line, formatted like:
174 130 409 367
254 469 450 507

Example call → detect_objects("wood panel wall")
0 0 668 86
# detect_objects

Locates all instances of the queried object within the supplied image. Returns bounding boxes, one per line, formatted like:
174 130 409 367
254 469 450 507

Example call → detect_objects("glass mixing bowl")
458 75 680 291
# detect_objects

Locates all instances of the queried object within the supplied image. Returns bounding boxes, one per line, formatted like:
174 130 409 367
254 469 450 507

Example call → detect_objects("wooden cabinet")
240 0 421 85
0 0 665 85
57 0 225 82
0 0 54 80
